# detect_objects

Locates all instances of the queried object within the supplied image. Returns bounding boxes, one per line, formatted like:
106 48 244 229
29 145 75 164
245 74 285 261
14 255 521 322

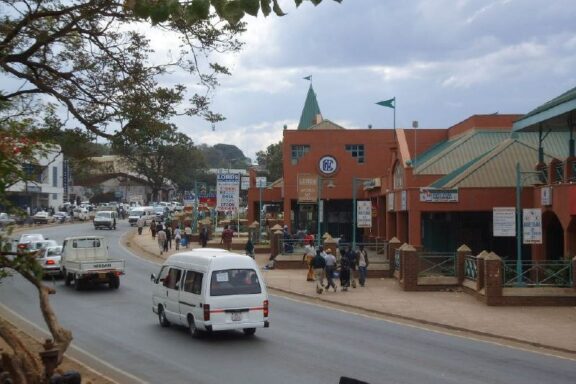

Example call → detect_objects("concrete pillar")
456 244 471 285
271 230 283 259
484 252 503 306
388 237 401 265
400 244 418 291
572 256 576 289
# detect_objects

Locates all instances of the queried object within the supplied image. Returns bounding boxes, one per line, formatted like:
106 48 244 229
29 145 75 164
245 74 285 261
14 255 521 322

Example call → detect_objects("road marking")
271 293 576 362
0 303 148 384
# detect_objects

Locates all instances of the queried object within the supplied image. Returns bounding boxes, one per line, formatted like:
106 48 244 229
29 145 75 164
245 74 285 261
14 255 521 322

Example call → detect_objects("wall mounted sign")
541 186 552 206
419 188 458 202
493 207 515 237
318 155 337 175
357 200 372 228
297 174 318 203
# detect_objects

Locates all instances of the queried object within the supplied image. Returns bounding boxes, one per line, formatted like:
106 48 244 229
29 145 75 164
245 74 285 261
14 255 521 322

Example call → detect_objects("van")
93 210 117 230
151 248 269 337
128 206 154 226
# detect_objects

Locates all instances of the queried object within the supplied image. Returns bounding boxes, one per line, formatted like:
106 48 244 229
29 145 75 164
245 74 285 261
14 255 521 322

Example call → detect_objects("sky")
5 0 576 163
163 0 576 163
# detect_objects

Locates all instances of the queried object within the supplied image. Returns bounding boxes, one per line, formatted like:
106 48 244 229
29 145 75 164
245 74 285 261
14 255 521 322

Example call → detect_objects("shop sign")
216 174 240 212
318 155 337 175
298 174 318 203
357 200 372 228
523 208 542 244
241 176 250 190
493 207 515 237
419 188 458 202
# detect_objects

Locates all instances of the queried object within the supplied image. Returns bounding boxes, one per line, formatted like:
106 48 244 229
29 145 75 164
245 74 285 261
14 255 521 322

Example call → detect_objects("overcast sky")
8 1 575 163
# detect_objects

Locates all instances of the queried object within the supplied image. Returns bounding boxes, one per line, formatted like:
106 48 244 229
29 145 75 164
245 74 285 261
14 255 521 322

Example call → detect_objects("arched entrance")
566 218 576 259
543 212 563 260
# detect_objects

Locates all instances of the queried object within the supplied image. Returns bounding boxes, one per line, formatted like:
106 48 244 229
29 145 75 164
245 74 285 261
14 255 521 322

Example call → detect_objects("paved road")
2 221 576 384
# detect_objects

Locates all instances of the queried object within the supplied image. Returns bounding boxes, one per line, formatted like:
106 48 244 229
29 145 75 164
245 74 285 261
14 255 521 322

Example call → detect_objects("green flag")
376 97 395 109
303 75 312 81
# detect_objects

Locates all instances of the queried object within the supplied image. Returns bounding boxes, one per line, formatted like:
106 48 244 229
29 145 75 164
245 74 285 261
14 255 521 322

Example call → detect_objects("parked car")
37 245 63 277
153 206 166 221
73 207 90 221
0 212 16 227
32 211 54 224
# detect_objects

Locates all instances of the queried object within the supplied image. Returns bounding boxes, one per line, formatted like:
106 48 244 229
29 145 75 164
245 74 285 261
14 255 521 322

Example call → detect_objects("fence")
502 260 573 287
464 255 478 282
417 252 456 277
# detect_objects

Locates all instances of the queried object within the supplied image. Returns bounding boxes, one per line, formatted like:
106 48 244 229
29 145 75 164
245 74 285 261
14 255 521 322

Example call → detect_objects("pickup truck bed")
63 259 125 290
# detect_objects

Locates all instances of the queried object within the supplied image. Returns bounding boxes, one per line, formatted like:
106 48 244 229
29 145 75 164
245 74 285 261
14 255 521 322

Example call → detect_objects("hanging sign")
357 200 372 228
493 207 515 237
523 208 542 244
216 174 240 212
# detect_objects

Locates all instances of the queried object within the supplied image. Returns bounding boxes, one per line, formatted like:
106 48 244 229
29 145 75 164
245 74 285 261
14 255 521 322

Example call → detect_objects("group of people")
303 242 370 294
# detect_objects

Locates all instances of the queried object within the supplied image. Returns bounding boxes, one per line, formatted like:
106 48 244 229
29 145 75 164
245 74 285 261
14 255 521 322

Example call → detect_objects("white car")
32 211 54 224
38 245 63 277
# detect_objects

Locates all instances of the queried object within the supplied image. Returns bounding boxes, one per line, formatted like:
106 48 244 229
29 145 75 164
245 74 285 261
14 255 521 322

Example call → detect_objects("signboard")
319 200 324 223
63 159 69 201
420 188 458 202
400 190 407 211
523 208 542 244
541 187 552 206
318 155 338 175
387 192 395 212
493 207 515 237
241 176 250 191
256 176 267 188
357 200 372 228
216 174 240 212
298 174 318 203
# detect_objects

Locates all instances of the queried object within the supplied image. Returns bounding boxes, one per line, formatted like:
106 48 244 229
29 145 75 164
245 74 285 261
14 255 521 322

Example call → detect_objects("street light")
352 177 373 250
515 162 546 286
257 177 273 243
317 176 335 248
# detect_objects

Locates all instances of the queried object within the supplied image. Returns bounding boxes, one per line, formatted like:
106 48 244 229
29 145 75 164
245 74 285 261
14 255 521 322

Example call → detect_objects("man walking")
357 245 369 287
324 248 337 292
220 225 234 251
302 240 316 281
157 227 167 256
311 248 327 294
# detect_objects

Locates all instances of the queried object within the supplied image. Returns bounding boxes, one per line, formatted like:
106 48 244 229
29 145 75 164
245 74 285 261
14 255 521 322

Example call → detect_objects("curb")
125 231 576 357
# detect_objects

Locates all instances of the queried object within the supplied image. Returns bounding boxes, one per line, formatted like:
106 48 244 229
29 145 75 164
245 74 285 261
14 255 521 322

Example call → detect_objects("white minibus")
151 248 269 337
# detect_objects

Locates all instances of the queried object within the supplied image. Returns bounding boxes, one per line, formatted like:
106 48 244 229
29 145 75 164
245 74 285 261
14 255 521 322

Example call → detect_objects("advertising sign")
420 188 458 202
523 208 542 244
357 200 372 228
216 174 240 212
493 207 515 237
256 176 267 188
298 174 318 203
241 176 250 191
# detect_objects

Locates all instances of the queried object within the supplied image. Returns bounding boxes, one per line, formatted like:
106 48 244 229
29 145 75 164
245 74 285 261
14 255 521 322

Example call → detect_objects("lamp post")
515 163 545 286
256 177 272 244
317 176 335 248
352 177 373 250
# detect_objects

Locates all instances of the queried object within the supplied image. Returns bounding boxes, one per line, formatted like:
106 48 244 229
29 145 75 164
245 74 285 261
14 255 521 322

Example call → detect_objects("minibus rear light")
203 304 210 321
263 300 269 317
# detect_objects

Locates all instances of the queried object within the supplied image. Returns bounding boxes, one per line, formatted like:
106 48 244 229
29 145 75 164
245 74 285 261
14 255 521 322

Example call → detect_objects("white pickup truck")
60 236 125 290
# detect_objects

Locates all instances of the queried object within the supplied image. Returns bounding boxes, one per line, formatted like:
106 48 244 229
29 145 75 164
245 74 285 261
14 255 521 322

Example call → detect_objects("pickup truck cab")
61 236 125 290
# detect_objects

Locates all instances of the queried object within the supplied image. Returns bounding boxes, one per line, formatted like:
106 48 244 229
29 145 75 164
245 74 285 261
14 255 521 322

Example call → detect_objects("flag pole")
393 97 396 130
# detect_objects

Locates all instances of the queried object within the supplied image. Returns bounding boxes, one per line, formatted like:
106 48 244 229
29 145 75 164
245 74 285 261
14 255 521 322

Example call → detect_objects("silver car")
38 245 63 277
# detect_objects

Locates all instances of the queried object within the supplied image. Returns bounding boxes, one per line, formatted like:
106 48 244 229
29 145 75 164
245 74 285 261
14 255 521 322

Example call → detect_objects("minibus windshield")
210 269 262 296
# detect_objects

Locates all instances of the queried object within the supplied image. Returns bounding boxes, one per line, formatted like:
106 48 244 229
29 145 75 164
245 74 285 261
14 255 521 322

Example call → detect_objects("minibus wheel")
243 328 256 336
188 315 201 338
158 306 170 327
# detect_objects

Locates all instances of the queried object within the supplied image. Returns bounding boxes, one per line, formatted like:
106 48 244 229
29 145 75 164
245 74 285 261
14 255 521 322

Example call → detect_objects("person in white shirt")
357 245 369 287
323 248 337 292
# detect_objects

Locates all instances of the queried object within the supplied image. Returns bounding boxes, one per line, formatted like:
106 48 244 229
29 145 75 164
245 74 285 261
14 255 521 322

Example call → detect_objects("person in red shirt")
220 225 234 251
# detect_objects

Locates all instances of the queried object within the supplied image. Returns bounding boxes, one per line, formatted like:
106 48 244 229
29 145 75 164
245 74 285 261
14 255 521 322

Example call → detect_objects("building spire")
298 83 322 130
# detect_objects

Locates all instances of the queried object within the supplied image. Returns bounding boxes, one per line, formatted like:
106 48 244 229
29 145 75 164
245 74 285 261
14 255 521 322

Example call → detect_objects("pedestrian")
157 227 167 255
311 248 327 294
184 224 192 248
324 248 337 292
339 247 351 291
302 240 316 281
165 225 172 251
174 226 181 250
150 219 156 239
357 245 369 287
199 226 209 248
220 225 233 251
245 238 255 258
136 216 144 235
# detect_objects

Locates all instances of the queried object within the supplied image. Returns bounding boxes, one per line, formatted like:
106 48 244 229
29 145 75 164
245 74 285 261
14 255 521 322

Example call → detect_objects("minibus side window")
183 271 203 295
163 268 182 290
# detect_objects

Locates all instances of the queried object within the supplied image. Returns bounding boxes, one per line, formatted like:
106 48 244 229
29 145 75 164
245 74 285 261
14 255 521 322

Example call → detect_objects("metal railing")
418 252 456 277
464 255 478 281
337 241 389 261
502 260 573 287
394 248 400 271
278 238 307 255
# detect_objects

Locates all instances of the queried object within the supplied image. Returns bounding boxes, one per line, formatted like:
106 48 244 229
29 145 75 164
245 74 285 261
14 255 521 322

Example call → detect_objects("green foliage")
256 140 283 181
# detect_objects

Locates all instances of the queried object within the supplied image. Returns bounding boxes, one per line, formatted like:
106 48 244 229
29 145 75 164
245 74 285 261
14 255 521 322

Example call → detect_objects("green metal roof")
513 85 576 132
298 84 322 130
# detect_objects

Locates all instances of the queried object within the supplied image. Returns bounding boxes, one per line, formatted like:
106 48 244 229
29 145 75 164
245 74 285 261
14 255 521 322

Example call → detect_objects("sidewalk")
129 230 576 355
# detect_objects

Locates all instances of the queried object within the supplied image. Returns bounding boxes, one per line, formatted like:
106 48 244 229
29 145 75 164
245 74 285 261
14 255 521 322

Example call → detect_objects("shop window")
345 144 365 163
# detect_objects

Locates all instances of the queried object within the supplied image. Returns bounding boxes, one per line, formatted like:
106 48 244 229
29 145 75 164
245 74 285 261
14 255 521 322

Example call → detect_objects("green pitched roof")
298 84 322 130
513 85 576 132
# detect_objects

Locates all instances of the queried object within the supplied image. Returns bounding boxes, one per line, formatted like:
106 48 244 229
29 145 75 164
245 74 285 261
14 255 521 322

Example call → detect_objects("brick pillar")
456 244 471 285
401 244 418 291
270 230 283 259
483 252 503 306
388 237 401 264
397 243 409 281
475 251 488 292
